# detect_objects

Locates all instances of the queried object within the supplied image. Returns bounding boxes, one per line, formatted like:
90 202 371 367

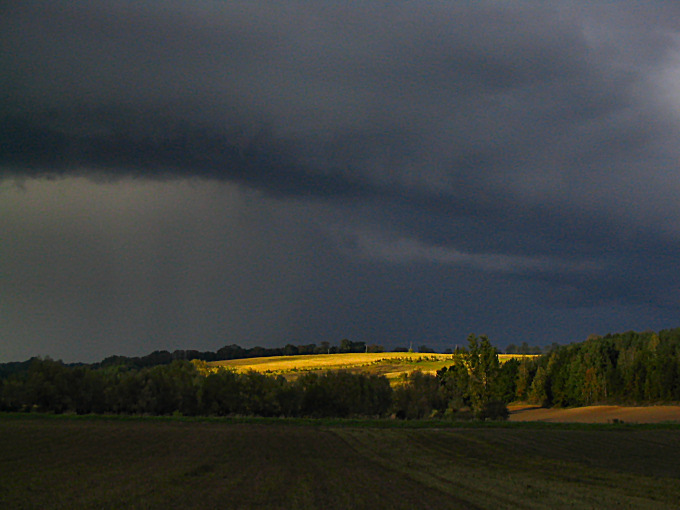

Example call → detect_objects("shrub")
475 400 509 421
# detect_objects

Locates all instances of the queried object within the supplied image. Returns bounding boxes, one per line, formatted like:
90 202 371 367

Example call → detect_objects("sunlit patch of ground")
509 404 680 423
207 352 533 382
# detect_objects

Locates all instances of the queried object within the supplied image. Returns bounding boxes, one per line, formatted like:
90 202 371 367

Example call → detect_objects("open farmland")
510 404 680 424
208 352 529 382
1 415 680 509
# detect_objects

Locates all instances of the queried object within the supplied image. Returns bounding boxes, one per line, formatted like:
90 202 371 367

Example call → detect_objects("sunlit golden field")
208 352 531 382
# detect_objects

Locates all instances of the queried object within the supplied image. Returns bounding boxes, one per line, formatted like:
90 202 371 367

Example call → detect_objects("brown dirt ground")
508 404 680 423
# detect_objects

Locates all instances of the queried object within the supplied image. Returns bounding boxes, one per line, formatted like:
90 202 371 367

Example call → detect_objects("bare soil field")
1 414 680 509
509 404 680 423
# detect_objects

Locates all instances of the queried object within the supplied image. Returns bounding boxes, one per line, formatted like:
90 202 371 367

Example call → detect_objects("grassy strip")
3 411 679 430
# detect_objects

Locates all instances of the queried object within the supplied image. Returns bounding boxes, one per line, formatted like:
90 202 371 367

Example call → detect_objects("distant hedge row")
3 329 677 419
517 328 680 406
0 336 512 420
0 359 392 418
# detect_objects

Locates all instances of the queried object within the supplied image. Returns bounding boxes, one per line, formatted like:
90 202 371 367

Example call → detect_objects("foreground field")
1 415 679 509
208 352 528 381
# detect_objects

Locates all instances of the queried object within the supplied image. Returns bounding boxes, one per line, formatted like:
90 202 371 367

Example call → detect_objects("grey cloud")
347 229 601 274
0 177 333 361
2 2 674 180
2 1 680 360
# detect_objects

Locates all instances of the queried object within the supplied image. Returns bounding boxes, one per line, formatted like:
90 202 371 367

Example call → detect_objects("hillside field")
208 352 530 381
509 404 680 424
1 414 680 509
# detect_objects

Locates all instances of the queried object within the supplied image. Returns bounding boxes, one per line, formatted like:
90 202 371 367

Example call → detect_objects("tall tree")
464 334 501 411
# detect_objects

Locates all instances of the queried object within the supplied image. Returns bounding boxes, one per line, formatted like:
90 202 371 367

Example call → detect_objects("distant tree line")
0 358 393 418
0 335 510 420
0 340 449 376
503 342 549 355
516 328 680 406
2 328 678 419
82 339 385 371
0 339 388 377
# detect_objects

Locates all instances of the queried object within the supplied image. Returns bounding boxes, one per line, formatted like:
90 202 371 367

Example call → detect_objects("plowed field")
1 415 679 509
509 405 680 423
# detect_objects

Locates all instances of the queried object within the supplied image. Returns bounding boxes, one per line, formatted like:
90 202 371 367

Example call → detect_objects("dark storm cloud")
3 3 678 209
3 1 680 359
3 2 676 193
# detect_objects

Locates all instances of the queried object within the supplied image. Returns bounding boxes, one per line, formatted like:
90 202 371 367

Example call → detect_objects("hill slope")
208 352 527 382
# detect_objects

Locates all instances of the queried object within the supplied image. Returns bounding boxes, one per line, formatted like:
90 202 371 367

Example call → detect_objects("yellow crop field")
207 352 533 382
211 352 451 370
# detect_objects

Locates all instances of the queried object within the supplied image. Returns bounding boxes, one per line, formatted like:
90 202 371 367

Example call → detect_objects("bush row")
0 355 511 420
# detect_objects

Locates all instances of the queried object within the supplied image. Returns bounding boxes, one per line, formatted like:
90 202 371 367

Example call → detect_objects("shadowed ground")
1 415 679 509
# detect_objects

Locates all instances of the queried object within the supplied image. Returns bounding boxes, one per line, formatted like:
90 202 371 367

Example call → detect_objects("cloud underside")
2 1 680 360
2 2 679 210
350 230 600 274
3 3 680 253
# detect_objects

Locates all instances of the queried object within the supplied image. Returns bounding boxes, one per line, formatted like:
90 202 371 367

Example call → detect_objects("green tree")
497 358 519 403
515 356 536 401
392 370 446 419
437 335 509 419
529 366 549 406
198 368 244 415
464 335 502 412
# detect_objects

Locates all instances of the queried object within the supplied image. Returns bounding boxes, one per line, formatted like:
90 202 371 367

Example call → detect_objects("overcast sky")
2 1 680 362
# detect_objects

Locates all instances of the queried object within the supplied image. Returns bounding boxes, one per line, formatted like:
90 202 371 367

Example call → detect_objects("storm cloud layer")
2 1 680 361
